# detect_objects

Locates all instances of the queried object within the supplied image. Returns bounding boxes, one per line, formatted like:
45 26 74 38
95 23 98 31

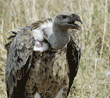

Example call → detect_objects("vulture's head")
53 12 82 31
48 12 83 49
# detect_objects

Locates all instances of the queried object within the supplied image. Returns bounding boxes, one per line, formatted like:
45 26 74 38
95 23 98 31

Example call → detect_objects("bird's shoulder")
5 18 52 52
31 18 52 30
5 26 32 50
68 29 81 51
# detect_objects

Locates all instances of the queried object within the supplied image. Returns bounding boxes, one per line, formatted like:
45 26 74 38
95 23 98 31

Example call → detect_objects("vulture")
5 12 82 98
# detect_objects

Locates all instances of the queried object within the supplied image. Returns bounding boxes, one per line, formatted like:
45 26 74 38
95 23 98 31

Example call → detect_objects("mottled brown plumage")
5 12 82 98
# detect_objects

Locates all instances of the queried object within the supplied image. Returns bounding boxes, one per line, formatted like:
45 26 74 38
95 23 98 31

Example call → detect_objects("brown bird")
5 12 82 98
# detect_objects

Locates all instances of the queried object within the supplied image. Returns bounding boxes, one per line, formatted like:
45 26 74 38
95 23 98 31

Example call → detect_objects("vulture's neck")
48 23 70 49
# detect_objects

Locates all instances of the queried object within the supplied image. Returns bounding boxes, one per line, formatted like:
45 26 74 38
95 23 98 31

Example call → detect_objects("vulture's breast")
25 47 69 98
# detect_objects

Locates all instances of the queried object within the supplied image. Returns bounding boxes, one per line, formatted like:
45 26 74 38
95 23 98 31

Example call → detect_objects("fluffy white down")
32 20 53 41
32 29 44 41
32 20 53 52
33 41 49 52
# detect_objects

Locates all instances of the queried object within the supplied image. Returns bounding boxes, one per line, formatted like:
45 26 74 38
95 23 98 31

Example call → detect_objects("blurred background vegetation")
0 0 110 98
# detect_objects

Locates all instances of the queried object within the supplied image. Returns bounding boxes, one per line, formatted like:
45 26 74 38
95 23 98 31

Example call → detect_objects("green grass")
0 0 110 98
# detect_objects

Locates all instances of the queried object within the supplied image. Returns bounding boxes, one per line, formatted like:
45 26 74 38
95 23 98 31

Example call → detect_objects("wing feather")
5 26 34 97
66 30 81 95
5 19 53 97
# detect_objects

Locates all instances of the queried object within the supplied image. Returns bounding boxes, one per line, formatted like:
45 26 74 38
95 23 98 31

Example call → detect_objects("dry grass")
0 0 110 98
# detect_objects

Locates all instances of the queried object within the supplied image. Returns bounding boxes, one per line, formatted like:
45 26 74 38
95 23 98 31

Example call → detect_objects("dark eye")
62 15 68 19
